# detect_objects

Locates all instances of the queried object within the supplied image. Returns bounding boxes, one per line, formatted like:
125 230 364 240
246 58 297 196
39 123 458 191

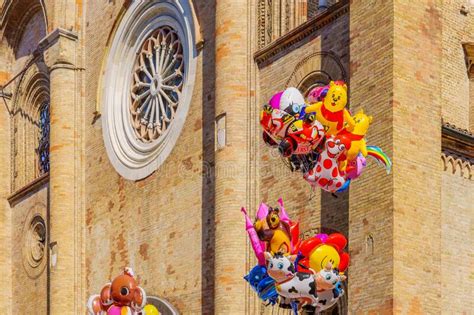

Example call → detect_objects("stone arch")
441 153 473 180
285 51 347 96
1 0 48 55
11 60 50 190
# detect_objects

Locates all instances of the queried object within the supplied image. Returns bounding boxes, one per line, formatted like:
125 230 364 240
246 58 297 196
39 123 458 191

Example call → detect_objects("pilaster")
42 27 84 314
213 0 250 313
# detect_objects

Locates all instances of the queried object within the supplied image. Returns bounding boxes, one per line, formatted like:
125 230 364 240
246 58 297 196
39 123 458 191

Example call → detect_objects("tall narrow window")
37 102 50 174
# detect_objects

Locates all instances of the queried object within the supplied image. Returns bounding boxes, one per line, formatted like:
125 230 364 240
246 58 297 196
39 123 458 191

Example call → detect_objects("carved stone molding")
7 172 49 206
40 28 78 70
285 50 347 92
254 0 349 67
462 42 474 79
441 122 473 179
442 122 474 160
441 152 472 180
21 204 47 279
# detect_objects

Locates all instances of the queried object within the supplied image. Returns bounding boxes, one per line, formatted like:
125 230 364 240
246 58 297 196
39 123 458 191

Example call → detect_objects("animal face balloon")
352 110 372 135
315 263 346 291
323 81 347 112
100 268 146 311
304 137 346 192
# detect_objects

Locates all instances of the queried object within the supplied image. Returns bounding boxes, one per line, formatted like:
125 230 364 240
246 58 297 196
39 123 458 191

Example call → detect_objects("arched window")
36 101 49 175
11 65 50 190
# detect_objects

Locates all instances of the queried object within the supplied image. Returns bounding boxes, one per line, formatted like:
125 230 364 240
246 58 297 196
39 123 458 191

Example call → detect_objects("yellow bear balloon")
305 81 355 136
337 109 372 170
143 304 160 315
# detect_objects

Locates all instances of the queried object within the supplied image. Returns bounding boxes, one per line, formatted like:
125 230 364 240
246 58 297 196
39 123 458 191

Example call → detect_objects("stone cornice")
462 43 474 80
38 28 78 51
7 172 49 206
254 0 349 67
40 28 78 70
441 122 474 162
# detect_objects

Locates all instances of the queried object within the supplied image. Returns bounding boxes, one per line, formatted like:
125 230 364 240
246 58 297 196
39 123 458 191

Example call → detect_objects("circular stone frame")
102 0 197 180
22 206 47 279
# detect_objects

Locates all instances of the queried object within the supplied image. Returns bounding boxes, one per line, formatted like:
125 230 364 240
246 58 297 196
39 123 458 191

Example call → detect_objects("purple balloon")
316 233 328 243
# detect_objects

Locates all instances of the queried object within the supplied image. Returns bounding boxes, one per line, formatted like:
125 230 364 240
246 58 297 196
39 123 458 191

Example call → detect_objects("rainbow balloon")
367 146 392 174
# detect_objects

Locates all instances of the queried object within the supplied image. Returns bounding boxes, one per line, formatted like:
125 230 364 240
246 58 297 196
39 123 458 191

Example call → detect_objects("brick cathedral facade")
0 0 472 314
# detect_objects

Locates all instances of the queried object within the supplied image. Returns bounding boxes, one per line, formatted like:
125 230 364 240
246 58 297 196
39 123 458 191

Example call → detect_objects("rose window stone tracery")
131 26 184 142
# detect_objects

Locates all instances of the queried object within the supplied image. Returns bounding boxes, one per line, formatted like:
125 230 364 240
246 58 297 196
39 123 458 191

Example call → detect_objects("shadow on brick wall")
200 1 216 314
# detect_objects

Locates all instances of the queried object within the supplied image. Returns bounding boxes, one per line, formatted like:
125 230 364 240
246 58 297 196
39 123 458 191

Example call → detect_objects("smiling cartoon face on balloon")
309 244 341 272
297 233 350 273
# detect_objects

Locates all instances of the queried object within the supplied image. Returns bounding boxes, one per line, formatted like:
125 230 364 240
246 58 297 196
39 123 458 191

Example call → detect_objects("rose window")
102 0 197 180
130 26 184 142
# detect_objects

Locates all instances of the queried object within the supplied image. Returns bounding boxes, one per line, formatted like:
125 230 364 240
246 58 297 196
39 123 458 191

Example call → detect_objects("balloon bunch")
241 198 300 306
87 268 160 315
242 200 350 313
261 81 392 193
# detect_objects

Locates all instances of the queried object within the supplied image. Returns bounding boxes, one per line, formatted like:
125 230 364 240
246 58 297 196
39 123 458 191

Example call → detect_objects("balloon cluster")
242 199 350 313
87 268 160 315
261 81 391 193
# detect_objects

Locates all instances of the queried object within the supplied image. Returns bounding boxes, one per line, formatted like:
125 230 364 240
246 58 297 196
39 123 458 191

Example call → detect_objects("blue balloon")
244 265 279 305
336 179 351 192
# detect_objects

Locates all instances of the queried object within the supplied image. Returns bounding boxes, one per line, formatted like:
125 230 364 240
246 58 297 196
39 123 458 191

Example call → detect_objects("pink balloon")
241 207 266 265
346 154 366 180
269 91 283 109
107 305 122 315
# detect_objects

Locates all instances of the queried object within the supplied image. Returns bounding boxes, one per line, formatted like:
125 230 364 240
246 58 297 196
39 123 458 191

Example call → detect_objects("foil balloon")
305 81 355 136
87 294 104 315
304 137 347 193
241 207 266 265
314 263 347 312
87 268 147 315
337 110 372 171
345 154 366 180
107 306 122 315
297 233 350 273
260 81 392 195
367 145 392 173
264 252 318 309
244 265 278 305
254 207 292 254
307 85 328 104
143 304 160 315
270 87 306 112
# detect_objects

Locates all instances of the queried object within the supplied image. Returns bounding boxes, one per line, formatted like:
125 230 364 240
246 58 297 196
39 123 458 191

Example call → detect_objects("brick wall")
392 2 443 313
441 0 474 130
84 1 214 313
441 170 473 314
349 0 394 312
10 187 48 315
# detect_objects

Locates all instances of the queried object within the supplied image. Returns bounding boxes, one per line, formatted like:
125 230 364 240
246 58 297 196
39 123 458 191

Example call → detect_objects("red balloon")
338 252 350 272
299 237 323 256
326 233 347 252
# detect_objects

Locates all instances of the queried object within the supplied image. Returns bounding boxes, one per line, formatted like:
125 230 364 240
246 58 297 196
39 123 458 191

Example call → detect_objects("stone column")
214 1 249 313
0 69 12 314
42 28 83 314
349 1 442 313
